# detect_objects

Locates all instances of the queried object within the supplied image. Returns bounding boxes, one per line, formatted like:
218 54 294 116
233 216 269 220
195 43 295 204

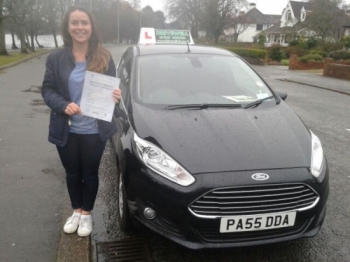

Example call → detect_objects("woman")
41 6 121 237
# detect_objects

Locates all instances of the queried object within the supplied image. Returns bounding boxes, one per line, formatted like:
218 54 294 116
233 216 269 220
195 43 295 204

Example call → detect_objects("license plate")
220 212 296 233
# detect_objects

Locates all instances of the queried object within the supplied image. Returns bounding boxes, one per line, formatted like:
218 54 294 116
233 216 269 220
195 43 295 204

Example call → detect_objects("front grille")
196 219 309 243
189 183 319 218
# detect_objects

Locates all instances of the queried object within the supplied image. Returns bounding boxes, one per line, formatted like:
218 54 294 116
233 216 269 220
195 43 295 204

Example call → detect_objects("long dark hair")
61 6 110 73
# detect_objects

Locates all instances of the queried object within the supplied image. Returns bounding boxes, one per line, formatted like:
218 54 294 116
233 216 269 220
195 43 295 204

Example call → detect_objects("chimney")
249 3 256 10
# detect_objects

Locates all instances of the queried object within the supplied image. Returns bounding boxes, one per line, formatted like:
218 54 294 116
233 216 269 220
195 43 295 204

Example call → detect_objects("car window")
136 54 272 105
118 50 133 108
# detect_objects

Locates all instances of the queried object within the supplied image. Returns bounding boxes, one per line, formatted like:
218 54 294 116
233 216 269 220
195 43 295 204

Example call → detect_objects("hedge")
221 47 267 60
298 54 323 63
329 50 350 60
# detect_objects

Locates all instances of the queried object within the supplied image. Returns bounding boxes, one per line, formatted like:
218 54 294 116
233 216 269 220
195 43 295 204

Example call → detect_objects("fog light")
143 207 157 220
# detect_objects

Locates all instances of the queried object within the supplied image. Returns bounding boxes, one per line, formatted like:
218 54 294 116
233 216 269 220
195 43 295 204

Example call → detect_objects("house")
224 3 281 43
263 1 316 46
263 0 350 47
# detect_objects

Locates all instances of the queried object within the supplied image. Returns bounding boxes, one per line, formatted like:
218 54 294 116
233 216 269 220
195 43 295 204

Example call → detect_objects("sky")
140 0 350 15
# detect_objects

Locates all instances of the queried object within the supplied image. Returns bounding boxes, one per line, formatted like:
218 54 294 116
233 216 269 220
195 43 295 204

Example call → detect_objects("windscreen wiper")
166 103 242 110
243 96 275 109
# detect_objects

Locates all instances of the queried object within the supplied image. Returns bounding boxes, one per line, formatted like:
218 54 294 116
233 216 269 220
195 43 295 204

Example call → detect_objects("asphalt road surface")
0 53 65 261
92 45 350 262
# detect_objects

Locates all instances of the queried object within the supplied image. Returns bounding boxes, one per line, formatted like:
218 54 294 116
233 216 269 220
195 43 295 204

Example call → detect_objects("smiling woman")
67 11 92 46
41 6 121 239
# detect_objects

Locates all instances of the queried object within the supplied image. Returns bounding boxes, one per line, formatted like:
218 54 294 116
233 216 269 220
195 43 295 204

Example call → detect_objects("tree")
141 6 155 28
154 11 166 29
202 0 246 44
226 6 250 43
119 1 139 43
304 0 349 43
26 0 48 51
0 0 9 55
5 0 39 53
165 0 203 39
257 32 266 49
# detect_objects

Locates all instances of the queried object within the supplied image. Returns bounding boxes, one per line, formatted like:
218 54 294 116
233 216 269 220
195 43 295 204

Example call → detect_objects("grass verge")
0 49 51 67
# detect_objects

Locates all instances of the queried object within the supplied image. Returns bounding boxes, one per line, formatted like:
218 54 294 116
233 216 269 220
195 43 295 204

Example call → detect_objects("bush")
283 46 308 58
222 47 267 60
289 40 299 46
269 45 285 62
298 54 323 63
280 59 289 66
329 50 350 60
305 38 319 49
257 33 266 49
309 49 327 58
341 36 350 49
322 42 344 52
296 40 307 50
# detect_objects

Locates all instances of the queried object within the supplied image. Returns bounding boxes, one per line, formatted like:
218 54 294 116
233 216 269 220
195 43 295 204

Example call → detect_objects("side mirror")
275 90 288 101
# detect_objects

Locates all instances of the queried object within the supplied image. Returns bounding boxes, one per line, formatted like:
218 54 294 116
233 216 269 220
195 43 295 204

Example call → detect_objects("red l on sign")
145 32 152 39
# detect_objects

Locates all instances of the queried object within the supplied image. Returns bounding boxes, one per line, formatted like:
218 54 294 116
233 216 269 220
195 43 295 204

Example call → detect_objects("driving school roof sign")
139 28 194 45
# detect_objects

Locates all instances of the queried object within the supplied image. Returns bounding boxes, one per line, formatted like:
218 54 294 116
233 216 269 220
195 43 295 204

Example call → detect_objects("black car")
111 42 329 249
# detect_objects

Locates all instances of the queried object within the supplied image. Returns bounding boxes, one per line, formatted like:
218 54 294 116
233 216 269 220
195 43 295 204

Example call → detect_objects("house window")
256 24 263 31
301 11 306 21
286 10 291 21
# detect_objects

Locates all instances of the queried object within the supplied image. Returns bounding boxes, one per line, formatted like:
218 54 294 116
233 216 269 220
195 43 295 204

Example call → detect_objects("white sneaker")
63 212 81 234
77 215 92 237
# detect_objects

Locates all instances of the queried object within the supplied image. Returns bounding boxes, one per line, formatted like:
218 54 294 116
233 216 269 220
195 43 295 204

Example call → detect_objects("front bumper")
123 162 329 250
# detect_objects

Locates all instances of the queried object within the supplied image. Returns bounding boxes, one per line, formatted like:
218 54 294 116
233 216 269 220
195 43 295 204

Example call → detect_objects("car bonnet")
131 102 312 175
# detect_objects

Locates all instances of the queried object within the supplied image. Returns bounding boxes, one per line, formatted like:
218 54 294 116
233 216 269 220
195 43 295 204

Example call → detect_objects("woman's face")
68 10 92 45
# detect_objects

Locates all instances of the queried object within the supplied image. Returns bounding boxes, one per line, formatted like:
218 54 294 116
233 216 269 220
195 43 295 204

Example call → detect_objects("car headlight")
310 131 324 178
133 132 195 186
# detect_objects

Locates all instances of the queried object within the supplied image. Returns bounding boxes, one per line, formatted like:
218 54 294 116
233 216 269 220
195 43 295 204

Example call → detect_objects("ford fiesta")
111 35 329 249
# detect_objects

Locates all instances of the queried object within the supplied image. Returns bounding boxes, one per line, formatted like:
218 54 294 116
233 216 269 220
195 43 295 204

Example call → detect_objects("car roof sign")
139 28 156 44
138 28 194 45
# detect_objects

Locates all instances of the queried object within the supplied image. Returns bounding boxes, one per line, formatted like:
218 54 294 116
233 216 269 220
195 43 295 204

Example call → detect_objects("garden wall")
323 58 350 80
289 54 324 70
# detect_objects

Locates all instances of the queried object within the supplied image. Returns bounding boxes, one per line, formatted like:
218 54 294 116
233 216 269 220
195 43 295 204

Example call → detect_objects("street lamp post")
117 0 120 44
140 0 142 29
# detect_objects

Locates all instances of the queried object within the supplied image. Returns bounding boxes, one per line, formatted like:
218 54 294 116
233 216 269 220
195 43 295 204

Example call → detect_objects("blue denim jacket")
41 47 118 147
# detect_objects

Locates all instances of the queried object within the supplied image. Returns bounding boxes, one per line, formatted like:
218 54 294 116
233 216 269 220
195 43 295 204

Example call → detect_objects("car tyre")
117 170 133 231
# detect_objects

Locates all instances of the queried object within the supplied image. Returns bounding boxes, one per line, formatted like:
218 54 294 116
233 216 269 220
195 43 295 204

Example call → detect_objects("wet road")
0 52 65 261
92 46 350 261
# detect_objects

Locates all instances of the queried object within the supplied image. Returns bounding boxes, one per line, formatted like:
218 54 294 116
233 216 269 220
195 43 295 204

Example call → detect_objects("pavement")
251 65 350 95
1 52 349 262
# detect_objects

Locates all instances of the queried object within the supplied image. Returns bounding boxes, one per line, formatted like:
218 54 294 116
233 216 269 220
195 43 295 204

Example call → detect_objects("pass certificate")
80 71 120 122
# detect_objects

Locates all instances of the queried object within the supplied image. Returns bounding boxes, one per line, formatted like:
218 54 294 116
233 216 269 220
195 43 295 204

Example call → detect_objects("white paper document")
80 71 120 122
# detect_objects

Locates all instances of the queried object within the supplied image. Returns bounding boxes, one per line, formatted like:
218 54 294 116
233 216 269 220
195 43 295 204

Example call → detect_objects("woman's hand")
65 102 82 116
113 89 122 103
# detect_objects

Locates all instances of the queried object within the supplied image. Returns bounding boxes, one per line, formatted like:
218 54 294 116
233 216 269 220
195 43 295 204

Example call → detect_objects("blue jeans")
56 133 106 211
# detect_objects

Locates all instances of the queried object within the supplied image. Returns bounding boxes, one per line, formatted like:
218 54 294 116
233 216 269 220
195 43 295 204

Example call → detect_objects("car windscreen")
136 54 273 106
